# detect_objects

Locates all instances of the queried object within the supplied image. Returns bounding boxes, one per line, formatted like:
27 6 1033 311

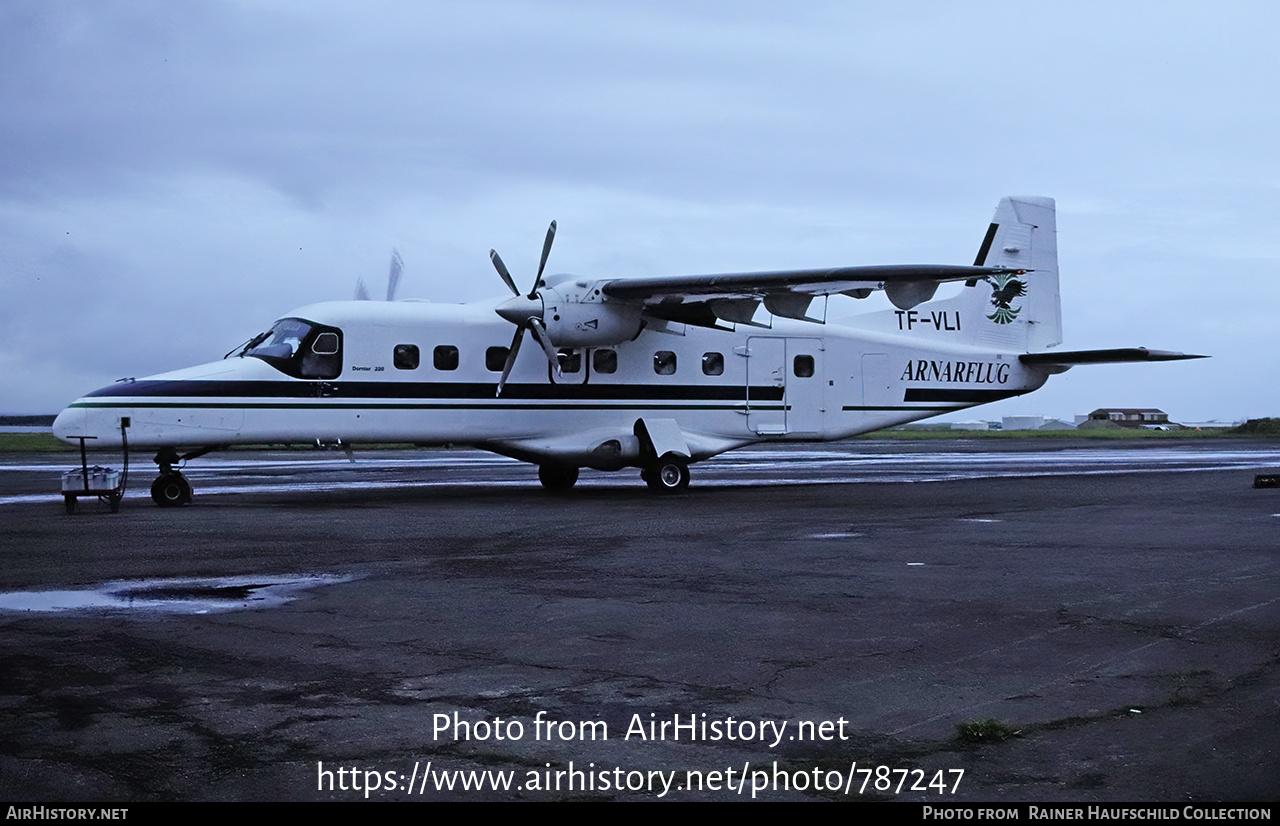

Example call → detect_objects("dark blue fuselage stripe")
903 388 1023 403
85 379 784 402
71 400 782 412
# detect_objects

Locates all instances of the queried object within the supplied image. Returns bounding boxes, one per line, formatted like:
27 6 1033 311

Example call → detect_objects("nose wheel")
149 446 215 507
151 472 192 507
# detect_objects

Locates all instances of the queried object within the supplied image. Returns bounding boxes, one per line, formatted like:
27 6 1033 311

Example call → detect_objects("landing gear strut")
642 453 690 493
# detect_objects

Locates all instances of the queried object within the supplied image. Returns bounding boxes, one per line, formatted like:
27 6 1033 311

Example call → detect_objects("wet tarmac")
1 440 1278 801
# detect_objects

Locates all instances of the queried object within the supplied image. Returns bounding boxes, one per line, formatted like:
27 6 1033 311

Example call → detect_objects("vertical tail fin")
837 196 1062 352
963 196 1061 351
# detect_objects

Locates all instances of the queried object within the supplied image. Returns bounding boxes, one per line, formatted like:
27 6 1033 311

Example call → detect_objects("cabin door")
744 336 825 435
784 337 824 435
745 337 787 434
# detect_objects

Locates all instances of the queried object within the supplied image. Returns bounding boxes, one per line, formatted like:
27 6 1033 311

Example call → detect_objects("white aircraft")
53 196 1200 505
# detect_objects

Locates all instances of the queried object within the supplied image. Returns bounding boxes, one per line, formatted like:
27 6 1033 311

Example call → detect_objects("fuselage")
53 296 1048 470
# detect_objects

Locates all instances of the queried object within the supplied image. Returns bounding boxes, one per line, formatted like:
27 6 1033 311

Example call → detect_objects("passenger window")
394 344 419 370
593 349 617 374
559 349 582 373
485 346 509 372
793 355 815 378
702 352 724 376
654 351 677 375
433 345 459 371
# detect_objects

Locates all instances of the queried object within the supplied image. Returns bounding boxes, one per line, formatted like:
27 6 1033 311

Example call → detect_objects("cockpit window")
313 332 340 355
242 318 343 379
241 319 309 361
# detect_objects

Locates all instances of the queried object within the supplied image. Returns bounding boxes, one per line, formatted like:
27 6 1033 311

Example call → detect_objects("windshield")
240 317 343 379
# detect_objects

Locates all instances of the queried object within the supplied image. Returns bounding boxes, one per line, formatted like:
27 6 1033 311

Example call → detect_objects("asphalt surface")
1 439 1278 801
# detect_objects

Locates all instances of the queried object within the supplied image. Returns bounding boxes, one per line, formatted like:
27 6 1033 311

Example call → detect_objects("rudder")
963 196 1061 351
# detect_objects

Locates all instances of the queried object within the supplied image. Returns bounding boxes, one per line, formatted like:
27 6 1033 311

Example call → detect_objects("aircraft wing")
602 264 1016 300
601 264 1024 324
1020 348 1207 374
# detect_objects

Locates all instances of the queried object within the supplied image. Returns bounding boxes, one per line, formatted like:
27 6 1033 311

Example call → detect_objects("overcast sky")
2 1 1276 423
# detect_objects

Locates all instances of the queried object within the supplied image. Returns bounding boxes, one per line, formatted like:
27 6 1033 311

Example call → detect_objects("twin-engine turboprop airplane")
53 196 1201 505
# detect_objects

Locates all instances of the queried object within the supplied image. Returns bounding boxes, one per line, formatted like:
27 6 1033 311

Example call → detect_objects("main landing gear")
150 446 214 507
641 453 690 493
537 463 579 490
535 455 691 493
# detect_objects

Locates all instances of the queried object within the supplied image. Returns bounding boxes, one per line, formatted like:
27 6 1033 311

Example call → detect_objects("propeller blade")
495 324 525 397
531 220 556 298
490 250 520 297
386 248 403 301
354 277 371 301
527 317 562 376
492 221 560 393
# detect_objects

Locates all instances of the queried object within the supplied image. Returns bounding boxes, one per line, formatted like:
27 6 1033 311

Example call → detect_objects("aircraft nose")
52 405 86 443
495 294 543 326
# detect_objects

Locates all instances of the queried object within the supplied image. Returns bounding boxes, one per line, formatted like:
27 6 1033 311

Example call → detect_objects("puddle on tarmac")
0 574 353 614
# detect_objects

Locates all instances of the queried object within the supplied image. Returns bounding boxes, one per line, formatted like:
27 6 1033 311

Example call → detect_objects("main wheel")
151 472 192 507
538 464 579 490
644 454 690 493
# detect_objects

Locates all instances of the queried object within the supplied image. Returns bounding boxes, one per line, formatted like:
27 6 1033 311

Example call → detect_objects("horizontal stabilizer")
1020 348 1207 374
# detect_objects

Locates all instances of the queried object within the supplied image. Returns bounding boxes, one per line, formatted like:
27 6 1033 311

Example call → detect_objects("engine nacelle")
884 279 939 310
540 281 644 347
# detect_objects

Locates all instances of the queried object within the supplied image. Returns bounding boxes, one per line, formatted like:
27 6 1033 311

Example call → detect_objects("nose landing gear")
151 471 192 507
150 446 214 507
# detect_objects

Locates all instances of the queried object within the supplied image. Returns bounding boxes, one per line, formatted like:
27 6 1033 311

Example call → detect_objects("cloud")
2 1 1277 419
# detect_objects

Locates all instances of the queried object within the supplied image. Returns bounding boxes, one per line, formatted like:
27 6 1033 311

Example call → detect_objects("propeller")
355 249 404 301
491 221 560 396
386 248 403 301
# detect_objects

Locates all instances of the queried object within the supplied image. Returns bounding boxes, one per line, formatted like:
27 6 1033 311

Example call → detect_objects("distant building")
1001 415 1076 431
1084 408 1171 428
1002 415 1048 430
950 421 993 431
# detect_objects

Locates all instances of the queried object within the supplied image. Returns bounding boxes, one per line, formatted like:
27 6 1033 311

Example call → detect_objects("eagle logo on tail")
987 273 1026 324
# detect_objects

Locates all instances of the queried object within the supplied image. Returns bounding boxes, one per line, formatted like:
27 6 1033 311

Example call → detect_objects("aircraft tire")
151 472 192 507
538 464 579 490
645 454 689 493
64 494 76 515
